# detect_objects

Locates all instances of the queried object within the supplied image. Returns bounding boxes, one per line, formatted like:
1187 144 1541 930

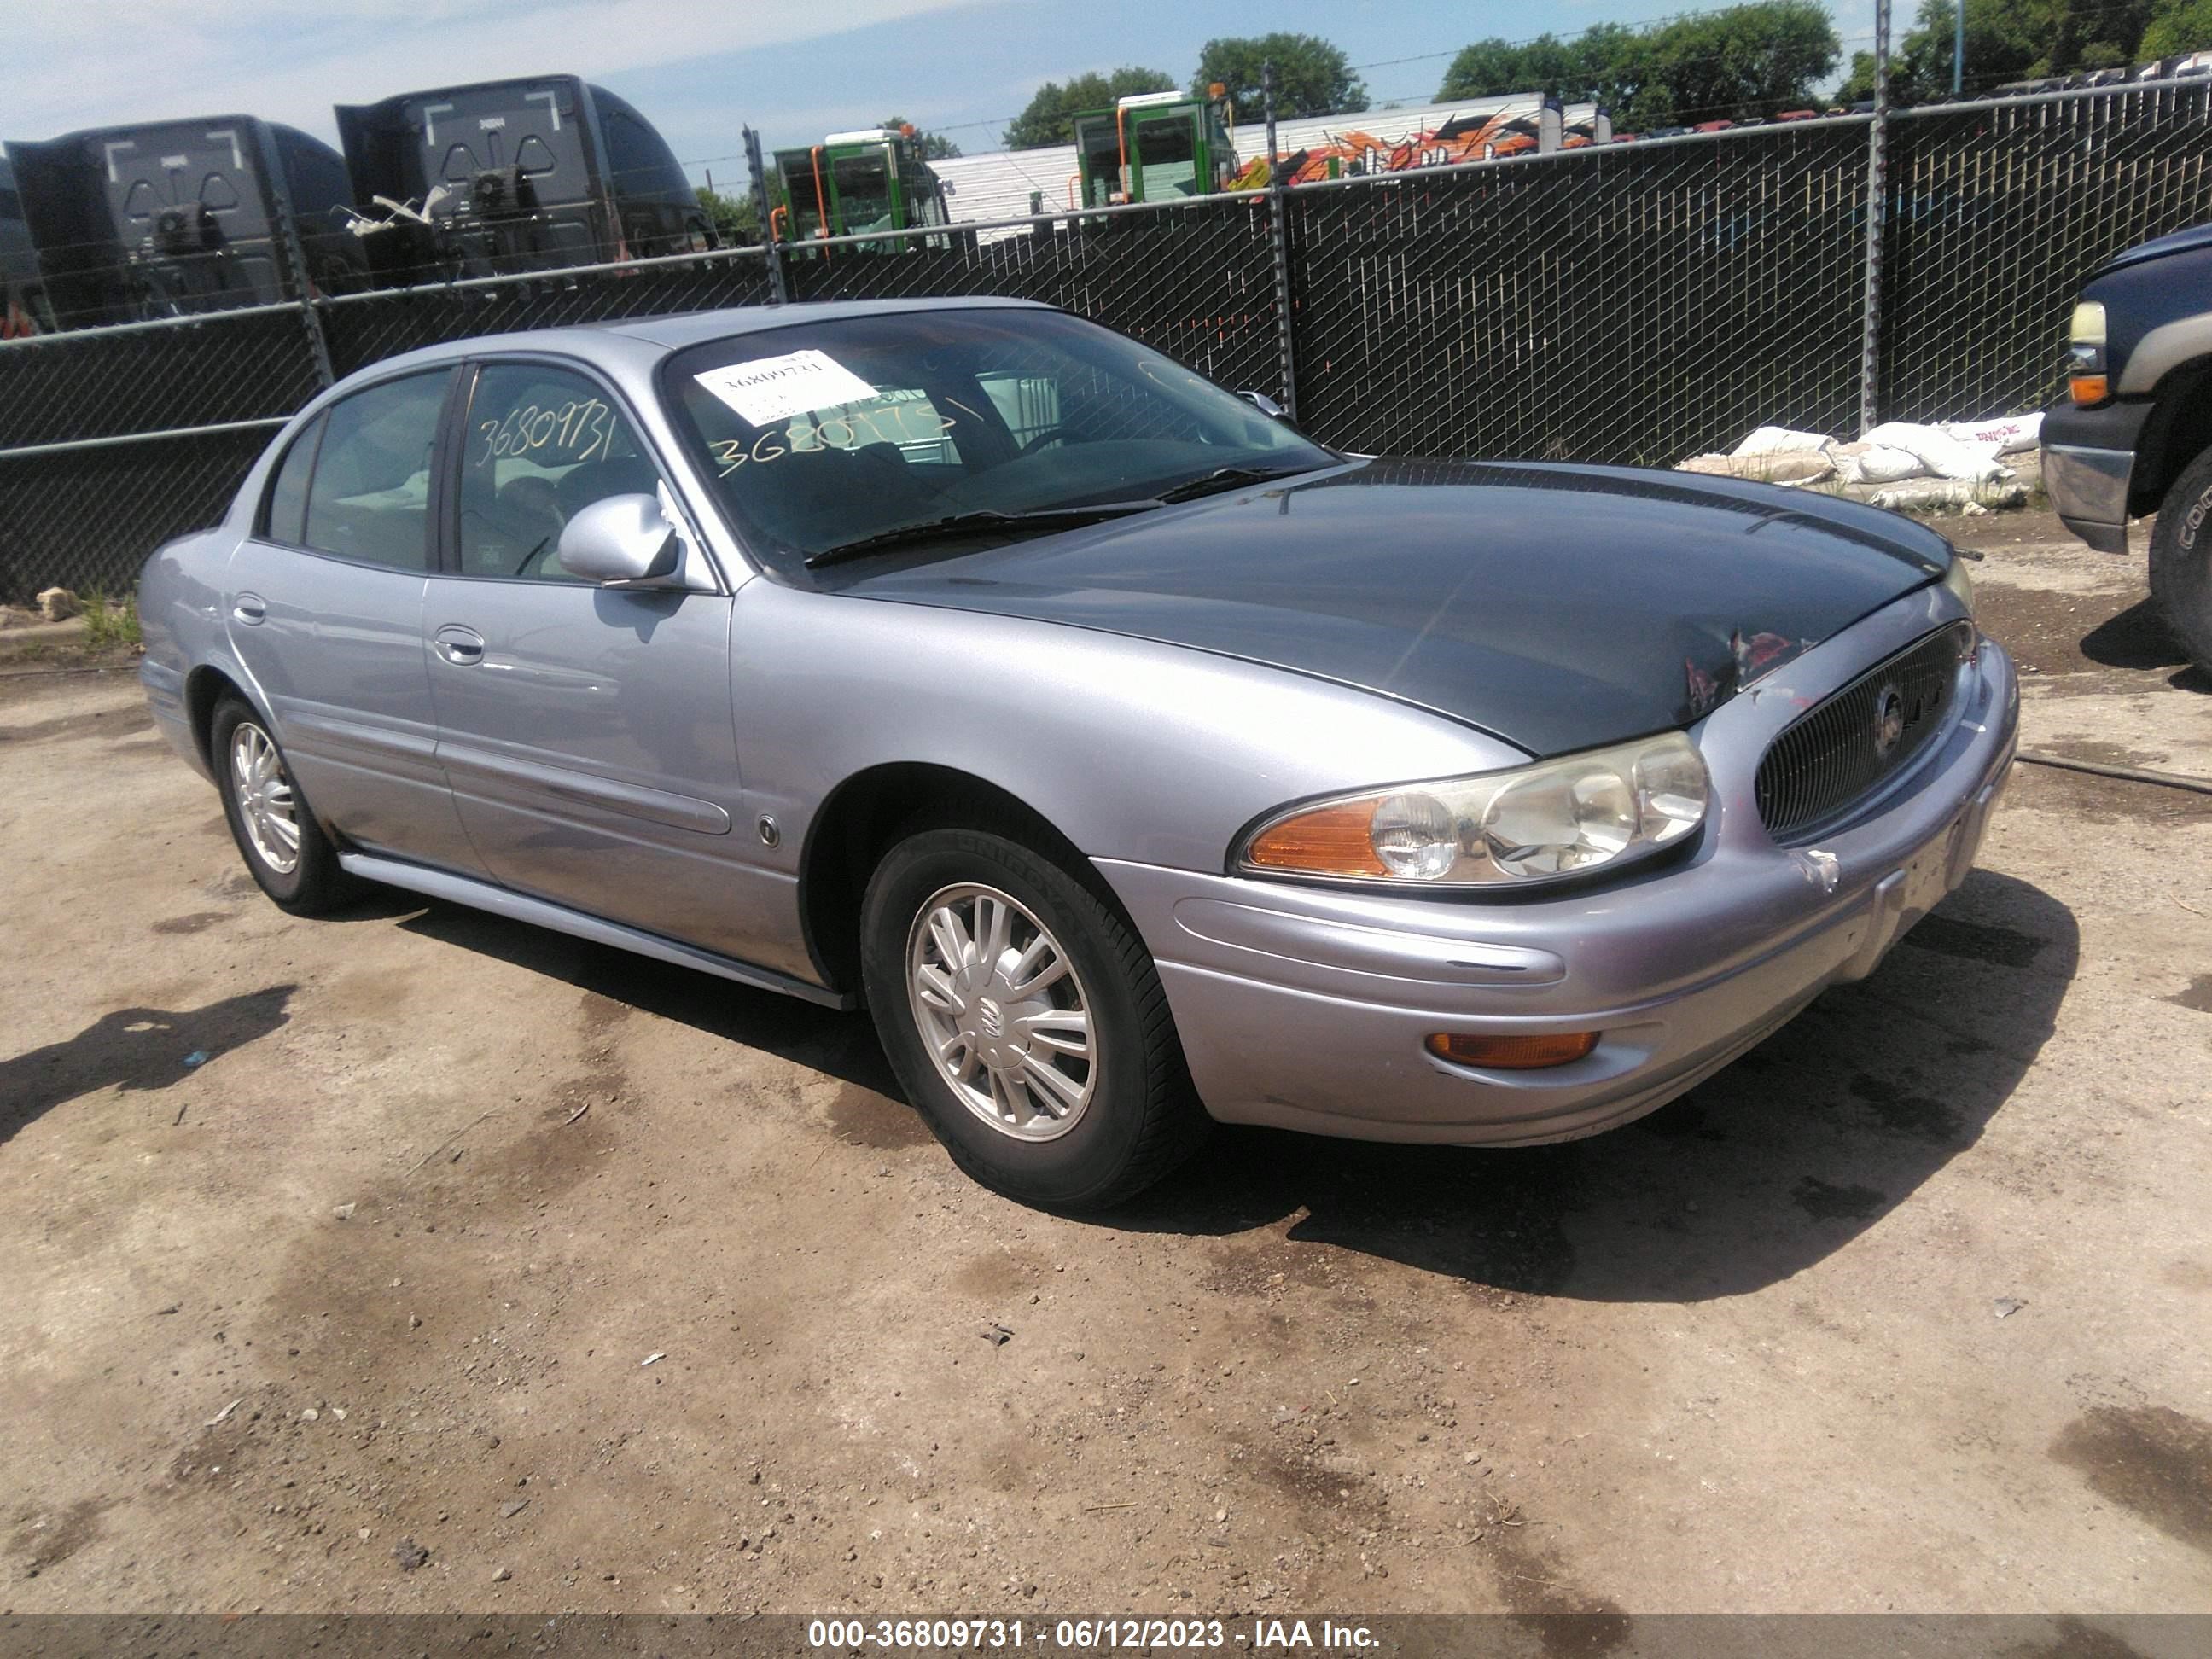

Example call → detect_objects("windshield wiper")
804 504 1159 569
1151 464 1318 504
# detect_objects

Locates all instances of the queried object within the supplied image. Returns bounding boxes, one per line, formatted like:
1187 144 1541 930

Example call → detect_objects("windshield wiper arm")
1151 464 1318 504
804 504 1159 569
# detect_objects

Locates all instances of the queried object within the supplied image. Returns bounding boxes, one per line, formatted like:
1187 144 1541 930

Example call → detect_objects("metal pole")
1954 0 1965 95
1262 61 1299 419
744 126 787 306
1860 0 1892 436
259 128 336 387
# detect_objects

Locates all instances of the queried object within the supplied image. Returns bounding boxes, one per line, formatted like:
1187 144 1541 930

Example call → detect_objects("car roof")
349 295 1057 380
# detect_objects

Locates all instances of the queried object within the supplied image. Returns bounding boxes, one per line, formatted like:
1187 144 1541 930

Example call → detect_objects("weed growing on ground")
80 591 143 649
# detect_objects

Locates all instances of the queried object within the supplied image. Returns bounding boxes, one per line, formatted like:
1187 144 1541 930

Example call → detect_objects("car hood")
840 458 1953 756
2092 220 2212 276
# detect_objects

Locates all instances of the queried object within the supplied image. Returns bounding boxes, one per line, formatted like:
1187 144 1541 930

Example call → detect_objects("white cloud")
5 0 987 147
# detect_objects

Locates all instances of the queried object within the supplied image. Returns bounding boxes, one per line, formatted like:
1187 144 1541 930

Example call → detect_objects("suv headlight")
2069 300 2108 405
1237 731 1708 888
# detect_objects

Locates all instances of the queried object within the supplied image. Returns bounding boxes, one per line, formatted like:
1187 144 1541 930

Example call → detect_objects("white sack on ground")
1941 412 2042 455
1869 477 2029 511
1729 426 1835 457
1830 441 1924 484
1678 451 1836 484
1861 421 2011 483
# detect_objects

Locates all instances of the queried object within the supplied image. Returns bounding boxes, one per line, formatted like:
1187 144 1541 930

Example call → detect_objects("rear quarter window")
261 413 324 545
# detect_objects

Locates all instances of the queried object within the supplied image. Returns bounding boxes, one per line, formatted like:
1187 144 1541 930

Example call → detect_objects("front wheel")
2149 444 2212 674
859 828 1205 1209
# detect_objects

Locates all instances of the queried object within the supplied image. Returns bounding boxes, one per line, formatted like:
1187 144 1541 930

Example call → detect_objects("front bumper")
2040 395 2151 554
1098 587 2018 1146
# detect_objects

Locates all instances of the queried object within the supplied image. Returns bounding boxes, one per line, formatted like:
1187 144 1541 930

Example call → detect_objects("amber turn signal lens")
1244 800 1388 876
2069 374 2108 405
1425 1031 1600 1069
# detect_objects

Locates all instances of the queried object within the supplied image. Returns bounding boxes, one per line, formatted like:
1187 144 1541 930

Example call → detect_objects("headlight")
2069 300 2108 405
1941 553 1975 619
1237 731 1708 888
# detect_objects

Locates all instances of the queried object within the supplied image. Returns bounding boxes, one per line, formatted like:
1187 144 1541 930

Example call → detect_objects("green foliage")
2142 0 2212 57
1004 67 1179 148
80 591 140 649
1192 33 1368 119
877 117 963 160
1837 0 2189 103
1439 1 1839 129
696 185 759 245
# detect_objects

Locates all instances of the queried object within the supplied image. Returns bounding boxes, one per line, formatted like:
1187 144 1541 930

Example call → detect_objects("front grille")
1754 622 1972 841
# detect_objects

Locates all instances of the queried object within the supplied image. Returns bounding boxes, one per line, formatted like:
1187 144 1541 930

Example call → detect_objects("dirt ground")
2 515 2209 1621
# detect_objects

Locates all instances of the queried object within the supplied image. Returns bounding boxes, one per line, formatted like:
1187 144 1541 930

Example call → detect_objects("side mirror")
1238 390 1289 421
557 493 680 585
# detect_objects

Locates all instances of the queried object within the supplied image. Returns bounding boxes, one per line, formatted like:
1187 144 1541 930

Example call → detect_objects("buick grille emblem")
1872 684 1906 760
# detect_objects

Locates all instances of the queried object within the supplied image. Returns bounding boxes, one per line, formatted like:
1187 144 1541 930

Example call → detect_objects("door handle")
232 593 267 626
434 625 486 666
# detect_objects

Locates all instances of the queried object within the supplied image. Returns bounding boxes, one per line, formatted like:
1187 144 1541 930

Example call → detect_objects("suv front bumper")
2041 395 2151 554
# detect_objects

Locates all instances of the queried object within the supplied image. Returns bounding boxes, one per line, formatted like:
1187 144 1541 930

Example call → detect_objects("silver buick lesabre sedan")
138 298 2017 1208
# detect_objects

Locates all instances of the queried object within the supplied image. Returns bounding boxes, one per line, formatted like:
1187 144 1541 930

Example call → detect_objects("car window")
457 363 663 580
262 412 324 545
301 370 451 570
661 309 1334 568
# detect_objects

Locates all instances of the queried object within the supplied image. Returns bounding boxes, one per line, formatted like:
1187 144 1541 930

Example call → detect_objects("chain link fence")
1882 81 2212 422
1285 119 1872 465
5 78 2212 602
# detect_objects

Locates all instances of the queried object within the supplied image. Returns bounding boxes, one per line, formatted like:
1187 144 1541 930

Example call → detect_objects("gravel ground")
1 516 2208 1621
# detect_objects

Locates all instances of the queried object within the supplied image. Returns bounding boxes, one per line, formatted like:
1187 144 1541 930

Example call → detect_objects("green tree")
1192 33 1368 118
696 185 758 245
1440 1 1837 128
1657 2 1840 120
1003 67 1178 148
876 116 963 160
1838 0 2166 102
2142 0 2212 56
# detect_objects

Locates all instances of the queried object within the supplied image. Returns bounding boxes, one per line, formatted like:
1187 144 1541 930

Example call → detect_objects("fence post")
1261 61 1299 418
271 201 335 387
745 126 788 306
1859 0 1893 435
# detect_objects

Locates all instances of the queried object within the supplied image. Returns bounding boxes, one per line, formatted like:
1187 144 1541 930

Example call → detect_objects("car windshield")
659 308 1336 571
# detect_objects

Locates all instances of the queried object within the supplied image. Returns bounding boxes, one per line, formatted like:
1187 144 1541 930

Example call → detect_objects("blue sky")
9 0 1878 183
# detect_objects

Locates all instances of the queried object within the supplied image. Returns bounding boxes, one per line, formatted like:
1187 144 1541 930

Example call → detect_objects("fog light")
1425 1031 1600 1069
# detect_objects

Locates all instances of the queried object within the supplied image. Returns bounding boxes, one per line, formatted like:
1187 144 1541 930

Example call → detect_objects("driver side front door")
421 358 779 962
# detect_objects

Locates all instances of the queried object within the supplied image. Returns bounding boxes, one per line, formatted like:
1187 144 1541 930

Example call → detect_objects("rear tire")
2148 444 2212 674
210 696 358 915
859 827 1207 1210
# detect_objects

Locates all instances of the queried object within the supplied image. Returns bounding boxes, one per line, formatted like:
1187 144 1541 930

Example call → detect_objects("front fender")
736 581 1528 883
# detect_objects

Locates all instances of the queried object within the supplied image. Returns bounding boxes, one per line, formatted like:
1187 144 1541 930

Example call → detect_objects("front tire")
859 828 1205 1209
2149 444 2212 674
210 696 357 914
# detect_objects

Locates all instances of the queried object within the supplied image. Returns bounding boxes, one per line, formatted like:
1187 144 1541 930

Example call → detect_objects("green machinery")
771 126 952 250
1072 87 1239 208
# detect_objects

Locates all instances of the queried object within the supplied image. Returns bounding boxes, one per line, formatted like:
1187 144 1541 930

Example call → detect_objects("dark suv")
2042 224 2212 672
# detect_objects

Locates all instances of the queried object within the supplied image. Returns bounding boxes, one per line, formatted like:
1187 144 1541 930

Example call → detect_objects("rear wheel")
211 696 357 914
2149 444 2212 674
859 827 1206 1209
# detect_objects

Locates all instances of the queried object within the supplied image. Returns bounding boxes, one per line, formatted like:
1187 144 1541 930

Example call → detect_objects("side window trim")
428 362 475 578
447 351 722 590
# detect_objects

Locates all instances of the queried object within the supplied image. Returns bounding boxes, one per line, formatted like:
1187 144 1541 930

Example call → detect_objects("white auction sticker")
694 350 878 426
